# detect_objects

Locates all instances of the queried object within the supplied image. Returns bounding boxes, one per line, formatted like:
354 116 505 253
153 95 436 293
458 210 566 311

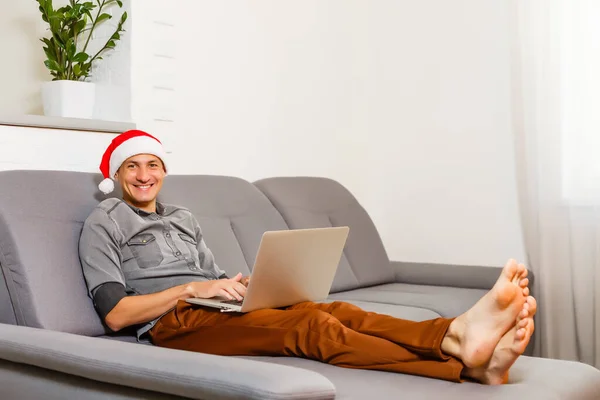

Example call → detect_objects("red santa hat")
98 129 168 194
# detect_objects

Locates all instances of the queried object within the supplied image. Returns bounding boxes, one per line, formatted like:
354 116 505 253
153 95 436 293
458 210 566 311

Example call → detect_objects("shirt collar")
124 200 166 216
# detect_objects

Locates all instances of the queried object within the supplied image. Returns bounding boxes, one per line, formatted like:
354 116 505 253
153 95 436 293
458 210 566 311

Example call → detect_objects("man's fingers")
223 286 243 301
233 282 247 296
231 272 243 282
219 289 234 300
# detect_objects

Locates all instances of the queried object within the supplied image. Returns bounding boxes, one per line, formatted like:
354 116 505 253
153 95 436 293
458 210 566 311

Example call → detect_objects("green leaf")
73 63 81 76
106 40 116 49
80 63 92 75
52 33 65 49
120 11 127 23
43 46 57 62
39 6 49 23
117 0 123 7
66 38 76 59
49 15 61 34
74 19 86 37
96 13 112 24
44 59 61 72
73 52 89 63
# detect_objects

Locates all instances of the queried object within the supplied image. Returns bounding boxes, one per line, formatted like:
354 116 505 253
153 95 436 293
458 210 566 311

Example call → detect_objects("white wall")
0 0 49 114
0 0 131 121
0 1 526 267
165 1 526 266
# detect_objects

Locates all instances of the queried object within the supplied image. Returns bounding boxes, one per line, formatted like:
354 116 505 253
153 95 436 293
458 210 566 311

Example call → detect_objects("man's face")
115 154 166 212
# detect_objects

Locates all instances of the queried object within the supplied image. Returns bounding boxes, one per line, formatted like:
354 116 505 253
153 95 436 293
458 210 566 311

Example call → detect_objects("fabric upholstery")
254 177 395 293
328 283 488 318
0 323 336 400
1 170 599 399
0 171 290 336
0 265 15 325
244 355 600 400
328 300 442 321
392 261 506 290
0 359 182 400
0 170 111 336
158 175 289 277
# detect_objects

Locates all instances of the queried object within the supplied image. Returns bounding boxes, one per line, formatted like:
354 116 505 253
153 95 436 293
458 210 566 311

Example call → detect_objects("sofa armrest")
0 323 334 400
391 261 535 291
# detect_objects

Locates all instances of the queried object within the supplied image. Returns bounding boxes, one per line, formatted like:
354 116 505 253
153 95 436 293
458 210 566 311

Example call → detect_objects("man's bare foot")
517 266 530 297
463 311 535 384
441 259 528 368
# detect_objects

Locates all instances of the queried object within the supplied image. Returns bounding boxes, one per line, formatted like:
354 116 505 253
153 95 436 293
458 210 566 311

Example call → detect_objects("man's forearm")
105 284 193 332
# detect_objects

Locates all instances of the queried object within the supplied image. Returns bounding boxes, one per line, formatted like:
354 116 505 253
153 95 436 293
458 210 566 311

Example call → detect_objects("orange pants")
149 300 464 382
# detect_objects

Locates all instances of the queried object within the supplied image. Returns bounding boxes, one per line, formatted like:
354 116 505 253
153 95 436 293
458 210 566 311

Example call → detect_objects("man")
80 130 537 385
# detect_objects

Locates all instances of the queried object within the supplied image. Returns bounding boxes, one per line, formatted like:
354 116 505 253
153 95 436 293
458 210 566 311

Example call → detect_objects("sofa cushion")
323 300 442 321
0 268 15 325
0 171 289 336
0 171 109 336
328 283 488 318
157 175 289 277
243 355 600 400
254 177 395 293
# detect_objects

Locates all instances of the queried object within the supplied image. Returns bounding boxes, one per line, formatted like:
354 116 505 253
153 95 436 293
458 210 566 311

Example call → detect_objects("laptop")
185 226 350 312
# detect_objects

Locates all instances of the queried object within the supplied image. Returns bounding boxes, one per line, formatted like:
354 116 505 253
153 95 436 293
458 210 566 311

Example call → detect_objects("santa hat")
98 129 168 194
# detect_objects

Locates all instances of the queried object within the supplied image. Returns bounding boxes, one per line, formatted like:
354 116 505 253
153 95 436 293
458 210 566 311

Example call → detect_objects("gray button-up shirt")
79 198 227 337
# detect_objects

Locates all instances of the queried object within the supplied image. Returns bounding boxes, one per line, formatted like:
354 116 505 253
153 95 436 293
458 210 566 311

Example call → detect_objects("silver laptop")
185 226 349 312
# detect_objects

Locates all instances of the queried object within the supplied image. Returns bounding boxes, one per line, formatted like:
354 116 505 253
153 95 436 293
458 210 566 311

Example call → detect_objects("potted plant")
36 0 128 119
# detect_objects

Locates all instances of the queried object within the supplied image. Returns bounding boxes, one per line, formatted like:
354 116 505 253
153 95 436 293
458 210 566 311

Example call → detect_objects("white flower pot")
42 80 96 119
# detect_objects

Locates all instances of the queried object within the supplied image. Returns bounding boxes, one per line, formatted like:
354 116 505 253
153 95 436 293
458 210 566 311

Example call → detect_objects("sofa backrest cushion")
254 177 395 293
0 171 289 336
0 267 16 325
0 170 110 336
157 175 289 277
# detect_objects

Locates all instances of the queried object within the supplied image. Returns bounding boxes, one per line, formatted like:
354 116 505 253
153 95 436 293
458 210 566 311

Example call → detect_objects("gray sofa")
0 170 598 399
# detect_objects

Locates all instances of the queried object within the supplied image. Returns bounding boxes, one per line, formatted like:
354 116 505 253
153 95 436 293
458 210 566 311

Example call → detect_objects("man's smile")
133 183 154 191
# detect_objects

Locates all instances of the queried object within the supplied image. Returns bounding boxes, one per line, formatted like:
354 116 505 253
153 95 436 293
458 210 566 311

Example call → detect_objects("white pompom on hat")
98 129 168 194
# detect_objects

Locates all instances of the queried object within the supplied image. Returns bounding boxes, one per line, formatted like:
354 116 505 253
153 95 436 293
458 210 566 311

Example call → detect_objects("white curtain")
513 0 600 367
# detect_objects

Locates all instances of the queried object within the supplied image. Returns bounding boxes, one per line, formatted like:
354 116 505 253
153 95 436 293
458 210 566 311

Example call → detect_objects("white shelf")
0 114 135 134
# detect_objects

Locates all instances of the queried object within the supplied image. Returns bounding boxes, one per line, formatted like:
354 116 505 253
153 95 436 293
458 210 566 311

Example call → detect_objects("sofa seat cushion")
328 283 488 318
322 300 442 321
241 355 600 400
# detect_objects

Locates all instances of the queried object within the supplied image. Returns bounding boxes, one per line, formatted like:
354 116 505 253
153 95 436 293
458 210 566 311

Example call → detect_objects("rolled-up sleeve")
79 208 127 315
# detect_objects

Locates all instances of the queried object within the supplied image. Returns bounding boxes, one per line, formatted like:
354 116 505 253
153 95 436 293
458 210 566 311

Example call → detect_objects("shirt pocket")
178 233 197 246
127 233 164 269
178 233 199 260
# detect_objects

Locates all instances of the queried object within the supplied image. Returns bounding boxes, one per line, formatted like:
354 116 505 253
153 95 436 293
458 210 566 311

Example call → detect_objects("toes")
513 263 525 283
519 307 529 319
519 278 529 288
516 327 526 340
511 262 526 284
518 318 528 328
527 296 537 316
520 267 528 279
523 287 530 297
504 259 518 279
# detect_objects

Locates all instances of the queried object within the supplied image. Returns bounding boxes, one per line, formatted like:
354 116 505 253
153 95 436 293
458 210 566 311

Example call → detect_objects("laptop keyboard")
221 299 243 306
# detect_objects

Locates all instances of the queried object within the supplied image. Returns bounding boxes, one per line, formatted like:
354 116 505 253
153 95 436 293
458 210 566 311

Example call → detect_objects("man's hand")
186 273 247 301
241 275 251 287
